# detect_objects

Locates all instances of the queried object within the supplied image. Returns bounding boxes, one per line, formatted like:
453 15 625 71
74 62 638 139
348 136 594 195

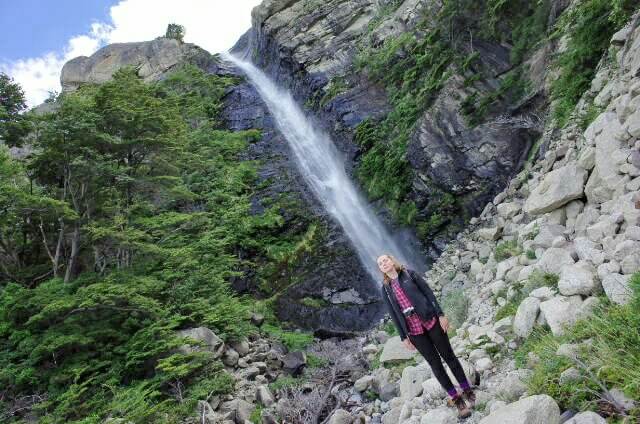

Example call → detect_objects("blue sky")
0 0 115 61
0 0 262 107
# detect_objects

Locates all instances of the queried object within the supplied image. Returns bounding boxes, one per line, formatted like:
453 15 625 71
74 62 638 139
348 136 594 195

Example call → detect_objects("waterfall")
222 52 424 281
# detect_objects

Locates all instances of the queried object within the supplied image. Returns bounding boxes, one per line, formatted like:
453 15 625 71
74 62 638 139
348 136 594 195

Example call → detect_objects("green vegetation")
352 0 557 234
268 375 306 392
494 271 559 320
550 0 640 127
260 323 315 351
0 64 319 423
307 353 329 369
318 76 349 108
165 23 185 42
0 73 31 146
441 288 470 331
515 272 640 419
494 239 522 262
382 320 399 337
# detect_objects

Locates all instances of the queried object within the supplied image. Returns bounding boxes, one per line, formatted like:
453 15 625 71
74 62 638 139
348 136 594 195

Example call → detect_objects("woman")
376 254 475 419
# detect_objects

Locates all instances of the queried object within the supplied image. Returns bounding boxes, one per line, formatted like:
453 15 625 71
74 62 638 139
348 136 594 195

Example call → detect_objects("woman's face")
377 255 395 274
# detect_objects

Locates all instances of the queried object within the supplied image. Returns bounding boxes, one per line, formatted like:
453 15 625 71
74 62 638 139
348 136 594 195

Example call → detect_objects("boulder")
400 365 431 400
422 377 446 400
524 162 587 215
328 409 352 424
613 240 640 275
535 248 575 275
379 336 418 363
222 348 240 367
177 327 225 358
478 394 560 424
354 375 375 392
558 262 598 296
564 411 606 424
219 399 255 424
601 273 632 304
256 385 275 407
495 370 532 402
282 351 306 375
419 407 457 424
229 338 250 356
497 202 522 219
513 297 540 338
539 296 584 336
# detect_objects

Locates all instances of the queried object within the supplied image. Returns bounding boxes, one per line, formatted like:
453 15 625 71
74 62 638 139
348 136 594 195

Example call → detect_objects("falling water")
223 52 423 281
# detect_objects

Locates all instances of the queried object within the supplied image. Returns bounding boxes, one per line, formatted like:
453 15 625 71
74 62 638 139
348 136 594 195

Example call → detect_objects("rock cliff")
232 0 567 258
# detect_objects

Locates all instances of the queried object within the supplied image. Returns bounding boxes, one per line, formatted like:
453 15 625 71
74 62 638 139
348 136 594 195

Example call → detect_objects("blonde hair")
377 254 406 284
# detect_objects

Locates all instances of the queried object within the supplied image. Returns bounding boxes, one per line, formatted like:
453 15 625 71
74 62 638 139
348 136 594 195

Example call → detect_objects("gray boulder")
564 411 606 424
328 409 352 424
558 262 598 296
379 336 418 363
478 394 560 424
282 351 306 375
524 162 587 215
601 273 633 304
177 327 225 358
539 296 584 336
419 407 457 424
513 297 540 338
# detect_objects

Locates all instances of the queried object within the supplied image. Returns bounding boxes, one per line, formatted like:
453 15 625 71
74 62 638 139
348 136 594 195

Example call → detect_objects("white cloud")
1 0 262 107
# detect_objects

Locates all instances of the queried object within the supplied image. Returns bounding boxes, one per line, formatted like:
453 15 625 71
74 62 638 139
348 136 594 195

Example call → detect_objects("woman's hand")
439 315 450 333
403 338 416 350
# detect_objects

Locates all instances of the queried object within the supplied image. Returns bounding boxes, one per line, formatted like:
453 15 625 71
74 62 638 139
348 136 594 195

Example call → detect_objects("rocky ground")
185 14 640 424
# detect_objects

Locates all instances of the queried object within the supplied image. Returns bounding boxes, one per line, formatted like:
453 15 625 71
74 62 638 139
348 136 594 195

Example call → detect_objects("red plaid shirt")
390 277 437 335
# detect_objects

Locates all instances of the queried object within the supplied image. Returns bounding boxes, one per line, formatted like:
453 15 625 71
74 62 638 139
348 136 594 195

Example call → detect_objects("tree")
165 23 185 42
0 72 30 147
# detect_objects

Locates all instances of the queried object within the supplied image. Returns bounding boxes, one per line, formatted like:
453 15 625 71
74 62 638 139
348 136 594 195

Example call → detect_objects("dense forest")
0 64 318 422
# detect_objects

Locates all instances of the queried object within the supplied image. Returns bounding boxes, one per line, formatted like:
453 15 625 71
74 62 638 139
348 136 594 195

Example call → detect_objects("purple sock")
447 388 458 398
460 380 471 391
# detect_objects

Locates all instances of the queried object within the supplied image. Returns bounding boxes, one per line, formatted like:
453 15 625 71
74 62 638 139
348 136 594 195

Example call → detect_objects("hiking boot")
452 395 472 419
462 388 476 408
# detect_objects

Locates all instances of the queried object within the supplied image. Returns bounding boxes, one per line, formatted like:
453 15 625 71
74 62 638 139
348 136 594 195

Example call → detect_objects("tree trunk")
64 225 80 283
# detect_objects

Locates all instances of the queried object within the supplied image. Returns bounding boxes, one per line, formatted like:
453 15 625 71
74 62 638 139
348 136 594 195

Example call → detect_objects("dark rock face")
406 41 539 218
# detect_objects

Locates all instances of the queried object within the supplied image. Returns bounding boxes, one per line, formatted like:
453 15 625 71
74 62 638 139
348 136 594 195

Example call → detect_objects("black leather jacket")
380 268 444 341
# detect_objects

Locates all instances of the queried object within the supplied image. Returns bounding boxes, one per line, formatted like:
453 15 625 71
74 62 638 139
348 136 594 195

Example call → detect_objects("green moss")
318 76 348 108
299 296 330 308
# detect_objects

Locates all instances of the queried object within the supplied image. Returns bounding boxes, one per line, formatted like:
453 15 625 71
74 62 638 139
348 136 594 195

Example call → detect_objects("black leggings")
408 323 468 392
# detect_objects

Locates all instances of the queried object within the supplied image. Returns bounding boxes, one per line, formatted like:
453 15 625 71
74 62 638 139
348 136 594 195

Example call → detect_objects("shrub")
441 289 470 331
494 240 522 262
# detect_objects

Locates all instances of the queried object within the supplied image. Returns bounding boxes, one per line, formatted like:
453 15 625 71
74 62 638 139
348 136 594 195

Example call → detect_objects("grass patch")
268 375 306 392
494 239 522 262
260 323 314 351
299 296 329 308
515 272 640 418
441 289 470 331
306 353 329 369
